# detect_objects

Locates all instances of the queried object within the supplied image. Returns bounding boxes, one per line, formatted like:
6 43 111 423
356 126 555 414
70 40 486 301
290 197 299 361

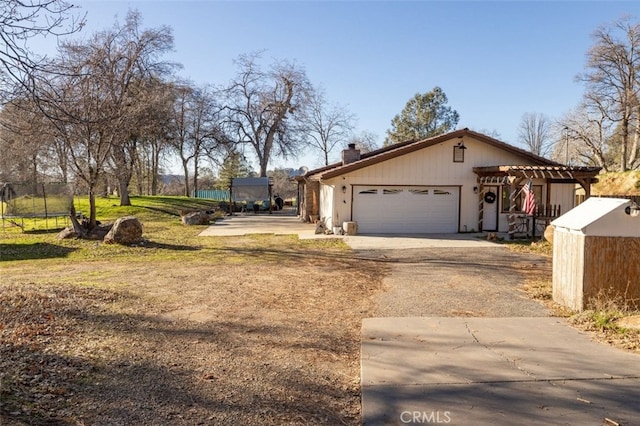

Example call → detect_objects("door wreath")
484 191 497 204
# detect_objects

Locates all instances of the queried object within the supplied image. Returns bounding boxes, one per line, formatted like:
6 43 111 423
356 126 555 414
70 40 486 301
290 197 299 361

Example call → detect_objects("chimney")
342 143 361 165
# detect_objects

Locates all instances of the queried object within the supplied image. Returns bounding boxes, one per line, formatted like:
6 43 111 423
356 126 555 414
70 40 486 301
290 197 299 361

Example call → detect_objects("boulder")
104 216 143 245
181 211 213 225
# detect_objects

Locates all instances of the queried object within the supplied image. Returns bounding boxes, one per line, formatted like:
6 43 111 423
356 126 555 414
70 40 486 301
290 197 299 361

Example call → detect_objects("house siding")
319 183 334 226
324 136 542 232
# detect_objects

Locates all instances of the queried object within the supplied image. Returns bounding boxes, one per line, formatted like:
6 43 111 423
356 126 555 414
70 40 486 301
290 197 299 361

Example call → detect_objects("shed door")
353 186 459 234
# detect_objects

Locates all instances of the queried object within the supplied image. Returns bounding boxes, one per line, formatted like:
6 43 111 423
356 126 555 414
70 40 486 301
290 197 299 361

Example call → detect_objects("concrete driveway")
198 214 499 249
357 248 640 425
362 317 640 425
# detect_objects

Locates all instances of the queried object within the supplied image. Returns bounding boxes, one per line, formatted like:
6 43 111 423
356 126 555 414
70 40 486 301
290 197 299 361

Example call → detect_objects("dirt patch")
0 239 387 425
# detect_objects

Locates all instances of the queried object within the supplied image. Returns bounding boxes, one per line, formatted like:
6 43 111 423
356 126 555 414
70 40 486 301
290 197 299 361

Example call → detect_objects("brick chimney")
342 143 361 165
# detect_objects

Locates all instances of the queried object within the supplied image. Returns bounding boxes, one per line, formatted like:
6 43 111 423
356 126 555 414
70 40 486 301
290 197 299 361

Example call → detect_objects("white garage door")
353 186 459 233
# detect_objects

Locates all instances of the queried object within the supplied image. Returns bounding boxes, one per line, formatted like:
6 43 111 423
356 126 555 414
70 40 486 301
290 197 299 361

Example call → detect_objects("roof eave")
320 128 561 180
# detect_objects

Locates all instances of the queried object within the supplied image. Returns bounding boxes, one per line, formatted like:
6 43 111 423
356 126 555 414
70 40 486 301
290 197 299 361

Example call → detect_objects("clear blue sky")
36 1 640 171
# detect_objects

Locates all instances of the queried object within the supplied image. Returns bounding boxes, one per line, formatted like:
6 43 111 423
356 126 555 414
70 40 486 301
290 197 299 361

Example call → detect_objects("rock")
56 227 78 240
315 221 326 234
181 211 213 225
103 216 143 245
543 225 554 244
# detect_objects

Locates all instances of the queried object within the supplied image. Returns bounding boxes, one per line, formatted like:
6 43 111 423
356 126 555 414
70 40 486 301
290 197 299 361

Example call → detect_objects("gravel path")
357 247 551 317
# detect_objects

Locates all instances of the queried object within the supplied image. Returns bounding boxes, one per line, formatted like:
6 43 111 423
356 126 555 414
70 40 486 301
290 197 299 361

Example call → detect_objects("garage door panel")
353 186 459 233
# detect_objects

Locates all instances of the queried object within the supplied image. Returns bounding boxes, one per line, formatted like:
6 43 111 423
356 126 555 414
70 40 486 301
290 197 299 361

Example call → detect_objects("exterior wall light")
341 185 347 194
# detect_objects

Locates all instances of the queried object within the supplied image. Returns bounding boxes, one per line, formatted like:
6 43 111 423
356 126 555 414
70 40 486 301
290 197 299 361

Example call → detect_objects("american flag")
522 179 536 215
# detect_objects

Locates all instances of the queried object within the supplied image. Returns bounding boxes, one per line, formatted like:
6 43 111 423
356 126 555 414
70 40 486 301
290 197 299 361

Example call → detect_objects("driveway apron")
359 247 640 425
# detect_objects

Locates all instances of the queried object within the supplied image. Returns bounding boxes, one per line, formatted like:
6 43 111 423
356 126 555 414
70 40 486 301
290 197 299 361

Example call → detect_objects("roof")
299 128 564 181
232 177 270 186
551 197 640 237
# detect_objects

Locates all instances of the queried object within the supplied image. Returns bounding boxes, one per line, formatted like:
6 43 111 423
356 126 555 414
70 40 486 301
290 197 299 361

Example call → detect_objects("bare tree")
168 83 224 196
518 112 553 157
578 16 640 171
268 167 297 201
557 102 614 170
0 98 45 181
39 63 113 230
348 130 379 154
222 52 312 177
302 89 355 165
132 79 175 196
91 12 175 205
35 10 174 228
0 0 84 96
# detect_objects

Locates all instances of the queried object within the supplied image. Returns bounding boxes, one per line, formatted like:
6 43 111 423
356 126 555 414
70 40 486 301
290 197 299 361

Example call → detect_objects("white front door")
482 186 499 231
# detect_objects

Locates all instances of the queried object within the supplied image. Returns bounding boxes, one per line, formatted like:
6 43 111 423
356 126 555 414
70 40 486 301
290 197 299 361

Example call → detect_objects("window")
409 189 429 195
453 145 465 162
383 189 403 195
358 189 377 195
501 185 542 213
434 189 452 195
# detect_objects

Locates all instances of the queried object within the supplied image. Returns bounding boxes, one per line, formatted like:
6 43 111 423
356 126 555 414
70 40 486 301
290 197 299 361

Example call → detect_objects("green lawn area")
1 195 235 262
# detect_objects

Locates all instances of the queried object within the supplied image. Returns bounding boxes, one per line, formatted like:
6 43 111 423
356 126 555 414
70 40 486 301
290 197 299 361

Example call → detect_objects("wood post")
507 176 523 239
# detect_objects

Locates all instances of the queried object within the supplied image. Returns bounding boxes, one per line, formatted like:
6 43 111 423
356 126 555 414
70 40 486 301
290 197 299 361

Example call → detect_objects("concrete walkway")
361 317 640 425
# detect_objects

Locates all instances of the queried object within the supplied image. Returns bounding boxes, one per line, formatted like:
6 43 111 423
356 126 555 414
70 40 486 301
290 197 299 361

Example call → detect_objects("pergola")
473 165 602 238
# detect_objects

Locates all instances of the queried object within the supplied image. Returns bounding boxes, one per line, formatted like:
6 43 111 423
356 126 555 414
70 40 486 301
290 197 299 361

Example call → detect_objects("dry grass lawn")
1 228 387 425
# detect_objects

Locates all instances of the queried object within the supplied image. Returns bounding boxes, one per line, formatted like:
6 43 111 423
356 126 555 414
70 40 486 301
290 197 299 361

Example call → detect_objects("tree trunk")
88 189 97 230
629 106 640 169
119 178 131 206
193 155 199 195
621 114 630 172
134 154 144 195
69 204 87 238
182 159 191 197
151 145 159 195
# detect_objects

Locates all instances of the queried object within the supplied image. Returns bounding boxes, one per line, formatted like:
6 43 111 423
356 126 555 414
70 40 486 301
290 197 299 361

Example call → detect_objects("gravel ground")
359 247 552 317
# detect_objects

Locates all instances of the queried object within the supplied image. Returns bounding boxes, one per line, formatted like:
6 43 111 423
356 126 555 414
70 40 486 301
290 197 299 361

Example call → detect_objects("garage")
352 185 460 233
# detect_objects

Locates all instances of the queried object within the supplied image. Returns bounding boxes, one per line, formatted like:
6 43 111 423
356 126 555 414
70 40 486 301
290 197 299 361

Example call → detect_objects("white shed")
551 197 640 311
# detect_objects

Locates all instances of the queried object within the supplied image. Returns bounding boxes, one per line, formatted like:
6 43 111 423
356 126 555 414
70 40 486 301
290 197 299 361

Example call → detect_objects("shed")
551 197 640 311
231 177 270 202
230 177 273 214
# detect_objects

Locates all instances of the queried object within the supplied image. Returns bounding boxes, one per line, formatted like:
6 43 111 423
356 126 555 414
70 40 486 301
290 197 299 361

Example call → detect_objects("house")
296 128 601 236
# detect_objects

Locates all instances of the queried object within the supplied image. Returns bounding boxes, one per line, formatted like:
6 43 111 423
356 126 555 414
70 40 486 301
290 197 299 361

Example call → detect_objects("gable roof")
301 128 561 181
